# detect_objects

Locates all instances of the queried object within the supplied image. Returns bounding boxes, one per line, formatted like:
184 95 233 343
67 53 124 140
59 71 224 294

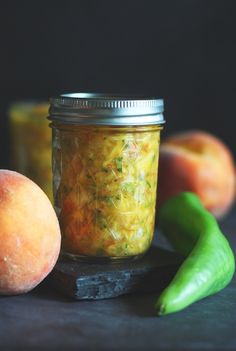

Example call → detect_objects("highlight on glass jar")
8 101 53 201
49 93 165 261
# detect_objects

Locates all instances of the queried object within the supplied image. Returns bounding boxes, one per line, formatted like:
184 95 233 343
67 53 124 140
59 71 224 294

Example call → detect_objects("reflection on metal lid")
49 93 165 126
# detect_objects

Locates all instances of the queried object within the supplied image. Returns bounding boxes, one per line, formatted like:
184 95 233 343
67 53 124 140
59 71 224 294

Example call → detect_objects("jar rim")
49 93 165 126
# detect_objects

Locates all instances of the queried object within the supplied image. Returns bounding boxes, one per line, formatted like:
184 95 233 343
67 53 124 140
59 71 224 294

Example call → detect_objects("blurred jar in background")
8 101 53 201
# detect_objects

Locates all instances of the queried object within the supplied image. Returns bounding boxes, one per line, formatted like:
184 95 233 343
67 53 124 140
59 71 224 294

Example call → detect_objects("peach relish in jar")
49 94 165 261
9 101 53 201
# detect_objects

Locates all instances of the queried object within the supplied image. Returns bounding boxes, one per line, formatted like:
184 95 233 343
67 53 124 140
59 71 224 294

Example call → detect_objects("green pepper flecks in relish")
54 125 161 257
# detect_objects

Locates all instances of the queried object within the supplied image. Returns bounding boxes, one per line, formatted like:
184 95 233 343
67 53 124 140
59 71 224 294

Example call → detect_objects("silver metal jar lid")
49 93 165 126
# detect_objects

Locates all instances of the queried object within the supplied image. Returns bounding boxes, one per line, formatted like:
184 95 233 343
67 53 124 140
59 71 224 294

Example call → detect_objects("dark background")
0 0 236 167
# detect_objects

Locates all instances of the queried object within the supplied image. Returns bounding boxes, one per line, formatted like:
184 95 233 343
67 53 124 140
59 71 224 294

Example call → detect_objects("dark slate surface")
1 207 236 351
48 247 183 300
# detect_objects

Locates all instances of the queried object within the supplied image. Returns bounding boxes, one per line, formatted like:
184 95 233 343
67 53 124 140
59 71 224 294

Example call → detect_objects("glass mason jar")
49 94 165 262
9 101 53 201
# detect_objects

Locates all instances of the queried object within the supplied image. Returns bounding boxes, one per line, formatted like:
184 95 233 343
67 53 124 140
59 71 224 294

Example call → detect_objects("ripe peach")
0 170 61 295
158 131 236 218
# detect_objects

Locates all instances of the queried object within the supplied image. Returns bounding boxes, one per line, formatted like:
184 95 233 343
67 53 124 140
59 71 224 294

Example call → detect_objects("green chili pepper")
155 192 235 316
